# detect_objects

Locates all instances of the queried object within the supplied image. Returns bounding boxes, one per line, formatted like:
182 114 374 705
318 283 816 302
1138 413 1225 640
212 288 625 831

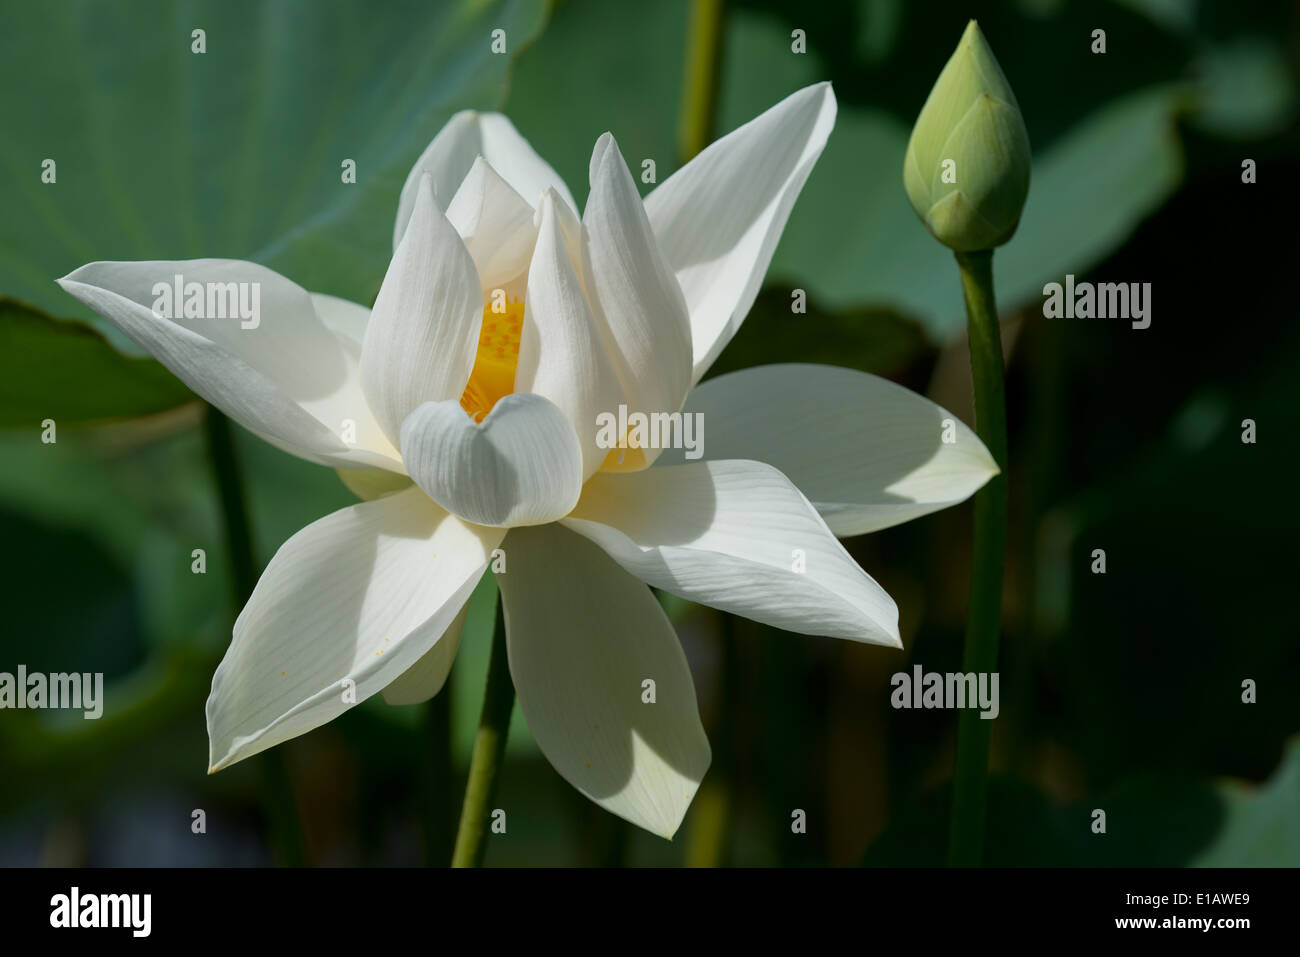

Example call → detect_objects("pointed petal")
207 487 503 771
565 460 900 645
381 599 470 706
658 363 999 536
57 260 399 469
581 134 693 468
399 393 583 528
644 83 836 382
517 189 625 480
544 185 586 287
394 111 576 247
361 175 483 444
498 523 710 839
446 157 538 291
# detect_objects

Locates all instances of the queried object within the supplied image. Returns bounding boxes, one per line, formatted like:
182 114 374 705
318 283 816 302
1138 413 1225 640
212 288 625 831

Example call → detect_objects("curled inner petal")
459 297 524 422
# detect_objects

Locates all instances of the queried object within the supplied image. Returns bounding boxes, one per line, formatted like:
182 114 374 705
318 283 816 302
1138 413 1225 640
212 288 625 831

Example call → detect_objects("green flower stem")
451 595 514 867
684 608 737 867
677 0 733 870
947 249 1008 867
678 0 726 163
202 407 256 606
202 406 306 868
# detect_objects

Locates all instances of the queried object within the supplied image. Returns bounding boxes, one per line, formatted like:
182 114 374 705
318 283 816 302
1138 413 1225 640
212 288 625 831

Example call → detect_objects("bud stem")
948 249 1007 867
451 591 514 867
678 0 726 164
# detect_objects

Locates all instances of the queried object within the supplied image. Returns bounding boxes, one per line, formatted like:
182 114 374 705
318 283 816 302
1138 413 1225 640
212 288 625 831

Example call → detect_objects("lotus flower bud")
903 20 1030 251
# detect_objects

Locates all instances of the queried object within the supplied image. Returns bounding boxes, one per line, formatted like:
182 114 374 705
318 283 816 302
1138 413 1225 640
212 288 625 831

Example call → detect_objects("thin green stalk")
677 0 733 870
202 407 256 605
685 608 737 867
202 407 306 868
947 250 1008 867
451 596 514 867
678 0 726 163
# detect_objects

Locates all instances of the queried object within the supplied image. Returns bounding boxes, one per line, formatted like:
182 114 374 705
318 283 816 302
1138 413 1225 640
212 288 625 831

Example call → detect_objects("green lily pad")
0 0 548 349
0 298 195 427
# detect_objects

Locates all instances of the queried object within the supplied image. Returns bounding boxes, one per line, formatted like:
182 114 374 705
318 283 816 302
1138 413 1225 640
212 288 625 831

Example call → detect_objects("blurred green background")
1 0 1297 866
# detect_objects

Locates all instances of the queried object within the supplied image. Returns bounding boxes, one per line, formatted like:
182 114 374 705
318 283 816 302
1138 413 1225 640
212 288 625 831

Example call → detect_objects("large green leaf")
0 298 195 426
0 0 548 347
504 0 687 207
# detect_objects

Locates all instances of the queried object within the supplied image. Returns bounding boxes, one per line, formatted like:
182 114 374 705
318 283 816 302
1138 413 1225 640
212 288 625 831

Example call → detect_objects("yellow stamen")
459 297 525 422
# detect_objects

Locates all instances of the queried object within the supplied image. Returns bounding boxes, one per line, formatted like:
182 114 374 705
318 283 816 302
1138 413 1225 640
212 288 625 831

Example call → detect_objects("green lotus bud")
903 20 1030 252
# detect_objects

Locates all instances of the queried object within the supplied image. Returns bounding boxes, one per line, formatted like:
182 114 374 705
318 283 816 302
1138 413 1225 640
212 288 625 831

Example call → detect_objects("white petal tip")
207 734 237 774
856 628 904 650
856 619 903 649
640 807 690 842
589 132 619 182
533 187 558 225
968 452 1002 486
54 268 94 289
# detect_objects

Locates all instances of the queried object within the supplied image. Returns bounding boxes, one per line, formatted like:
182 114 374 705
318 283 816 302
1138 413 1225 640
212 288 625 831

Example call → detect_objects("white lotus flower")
57 83 997 839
